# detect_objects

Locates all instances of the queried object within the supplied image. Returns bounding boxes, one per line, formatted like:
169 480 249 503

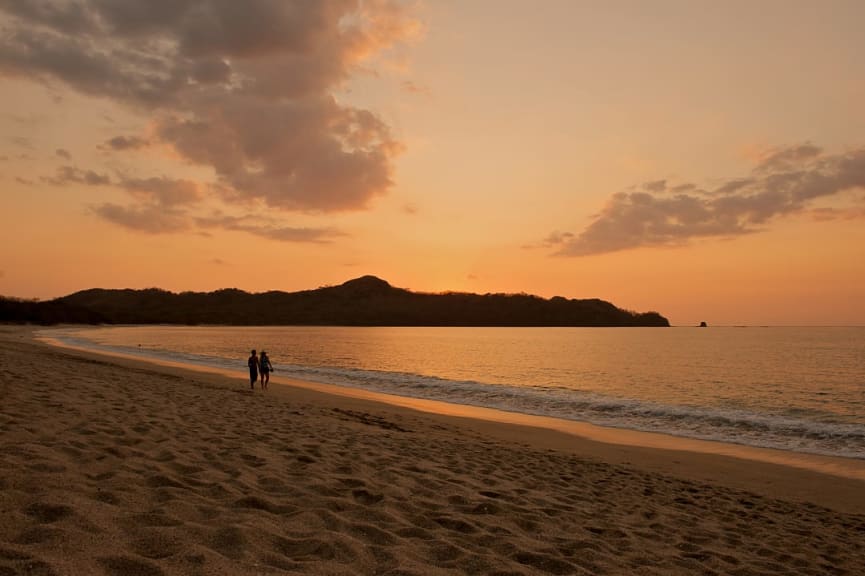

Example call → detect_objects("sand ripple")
1 331 864 574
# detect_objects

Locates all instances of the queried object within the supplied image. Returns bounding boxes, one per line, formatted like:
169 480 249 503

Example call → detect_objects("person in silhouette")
247 349 259 390
259 350 273 390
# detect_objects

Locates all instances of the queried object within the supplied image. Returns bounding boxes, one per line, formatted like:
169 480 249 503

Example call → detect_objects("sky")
1 0 864 326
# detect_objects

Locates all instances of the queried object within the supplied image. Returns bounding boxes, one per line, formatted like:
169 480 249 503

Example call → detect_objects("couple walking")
247 349 274 390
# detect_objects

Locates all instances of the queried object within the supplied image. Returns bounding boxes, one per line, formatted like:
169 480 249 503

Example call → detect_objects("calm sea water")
40 326 865 459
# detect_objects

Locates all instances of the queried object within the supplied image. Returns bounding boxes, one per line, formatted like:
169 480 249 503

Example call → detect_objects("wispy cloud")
0 0 421 212
92 203 190 234
42 165 110 186
38 165 200 233
88 175 203 234
547 144 865 256
195 213 346 244
119 176 202 206
103 135 149 151
39 161 343 243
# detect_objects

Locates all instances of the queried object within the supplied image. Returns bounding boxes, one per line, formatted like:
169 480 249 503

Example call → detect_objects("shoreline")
38 327 865 484
28 326 865 510
3 325 865 574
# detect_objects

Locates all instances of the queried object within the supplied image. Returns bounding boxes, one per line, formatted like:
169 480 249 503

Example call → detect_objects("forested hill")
2 275 670 327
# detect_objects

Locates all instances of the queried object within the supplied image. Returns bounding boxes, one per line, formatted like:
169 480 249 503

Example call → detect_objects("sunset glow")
2 1 864 325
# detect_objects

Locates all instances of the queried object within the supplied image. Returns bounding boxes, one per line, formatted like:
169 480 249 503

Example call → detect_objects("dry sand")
1 326 864 575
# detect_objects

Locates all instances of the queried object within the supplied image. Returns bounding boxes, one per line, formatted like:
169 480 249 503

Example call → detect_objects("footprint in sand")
351 489 384 505
98 555 165 576
24 503 73 524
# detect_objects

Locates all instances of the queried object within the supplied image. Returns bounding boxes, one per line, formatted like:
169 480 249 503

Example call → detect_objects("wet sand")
1 326 864 575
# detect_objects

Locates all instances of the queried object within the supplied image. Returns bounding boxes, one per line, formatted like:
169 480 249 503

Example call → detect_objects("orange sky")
1 1 864 326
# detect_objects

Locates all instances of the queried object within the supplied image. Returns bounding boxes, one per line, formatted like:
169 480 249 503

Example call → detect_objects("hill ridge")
2 276 669 327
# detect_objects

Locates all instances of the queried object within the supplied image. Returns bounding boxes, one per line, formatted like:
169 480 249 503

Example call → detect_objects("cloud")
157 95 402 211
808 204 865 221
103 135 149 151
38 165 204 232
119 176 202 206
36 159 338 243
195 213 346 244
55 148 71 159
0 0 421 212
94 176 343 243
42 166 203 208
43 165 110 186
642 179 667 193
523 231 575 251
751 143 822 174
551 144 865 256
542 231 575 247
92 203 190 234
90 175 203 233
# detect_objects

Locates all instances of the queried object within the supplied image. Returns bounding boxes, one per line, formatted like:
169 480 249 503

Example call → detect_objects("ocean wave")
278 363 865 459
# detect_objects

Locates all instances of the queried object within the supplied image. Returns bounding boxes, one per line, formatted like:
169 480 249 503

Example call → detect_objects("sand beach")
1 326 864 575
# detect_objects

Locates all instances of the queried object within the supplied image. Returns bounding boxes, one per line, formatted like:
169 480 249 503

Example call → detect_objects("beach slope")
1 327 863 575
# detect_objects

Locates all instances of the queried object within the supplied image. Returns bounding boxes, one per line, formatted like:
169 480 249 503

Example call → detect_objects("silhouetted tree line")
0 296 107 324
1 276 669 327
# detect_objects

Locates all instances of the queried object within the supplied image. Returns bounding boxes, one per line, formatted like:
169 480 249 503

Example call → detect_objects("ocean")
38 325 865 460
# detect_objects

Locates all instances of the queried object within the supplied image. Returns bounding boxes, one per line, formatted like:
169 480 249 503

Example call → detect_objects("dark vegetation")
1 275 669 326
0 296 106 324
